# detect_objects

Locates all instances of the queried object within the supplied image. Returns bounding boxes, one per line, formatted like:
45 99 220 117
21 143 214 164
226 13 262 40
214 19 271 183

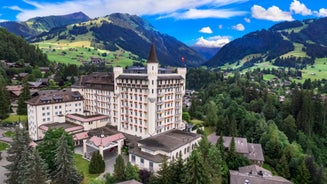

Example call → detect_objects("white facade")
26 90 84 140
72 44 186 138
129 130 201 172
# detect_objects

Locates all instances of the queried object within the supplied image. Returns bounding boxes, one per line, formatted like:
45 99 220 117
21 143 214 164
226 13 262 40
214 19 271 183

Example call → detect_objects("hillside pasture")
281 43 307 58
37 41 137 67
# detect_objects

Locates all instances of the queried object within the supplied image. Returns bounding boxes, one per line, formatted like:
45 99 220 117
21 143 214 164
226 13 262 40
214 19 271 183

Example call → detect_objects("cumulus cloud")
232 23 245 31
9 0 248 21
244 17 251 23
314 8 327 17
194 36 231 48
251 5 293 22
290 0 312 15
199 27 213 34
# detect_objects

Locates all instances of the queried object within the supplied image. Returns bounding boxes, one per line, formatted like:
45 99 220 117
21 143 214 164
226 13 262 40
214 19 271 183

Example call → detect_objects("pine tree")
5 127 31 184
183 150 209 184
37 128 74 173
23 149 49 184
170 153 185 184
52 134 82 184
295 160 311 184
125 162 140 181
16 146 32 184
153 157 172 184
113 154 125 182
89 151 105 174
0 75 10 119
17 80 31 115
207 146 223 184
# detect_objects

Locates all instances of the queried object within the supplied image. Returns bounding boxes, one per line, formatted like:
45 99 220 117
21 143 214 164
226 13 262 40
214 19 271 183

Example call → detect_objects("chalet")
208 135 264 165
230 165 292 184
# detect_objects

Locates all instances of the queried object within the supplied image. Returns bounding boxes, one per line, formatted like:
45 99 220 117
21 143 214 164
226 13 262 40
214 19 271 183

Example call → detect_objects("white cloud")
7 6 24 12
164 8 247 19
194 35 231 48
244 17 251 23
290 0 312 16
11 0 248 21
218 24 223 29
199 27 213 34
232 23 245 31
314 8 327 17
251 5 293 22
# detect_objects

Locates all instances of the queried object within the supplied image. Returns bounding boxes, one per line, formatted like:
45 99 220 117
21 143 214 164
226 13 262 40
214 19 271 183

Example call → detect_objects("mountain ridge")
26 13 205 67
205 17 327 68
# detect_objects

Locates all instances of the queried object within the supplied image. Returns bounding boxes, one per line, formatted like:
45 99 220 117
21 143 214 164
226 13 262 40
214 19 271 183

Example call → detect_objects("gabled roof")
138 129 201 152
147 43 159 64
26 89 83 105
89 133 125 147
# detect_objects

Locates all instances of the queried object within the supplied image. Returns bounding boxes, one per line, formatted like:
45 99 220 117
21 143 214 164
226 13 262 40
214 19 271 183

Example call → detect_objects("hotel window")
47 107 50 110
131 155 136 162
141 158 144 164
42 107 45 110
149 162 153 170
42 113 45 116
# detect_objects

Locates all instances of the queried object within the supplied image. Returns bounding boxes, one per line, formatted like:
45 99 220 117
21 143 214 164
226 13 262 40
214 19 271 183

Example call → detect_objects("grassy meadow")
36 40 142 67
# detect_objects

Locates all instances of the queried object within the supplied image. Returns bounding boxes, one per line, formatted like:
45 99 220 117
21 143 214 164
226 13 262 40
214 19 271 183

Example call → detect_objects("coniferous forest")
186 68 327 183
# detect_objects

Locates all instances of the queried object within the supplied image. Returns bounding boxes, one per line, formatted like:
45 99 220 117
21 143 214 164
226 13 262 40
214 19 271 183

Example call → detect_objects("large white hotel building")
71 44 186 138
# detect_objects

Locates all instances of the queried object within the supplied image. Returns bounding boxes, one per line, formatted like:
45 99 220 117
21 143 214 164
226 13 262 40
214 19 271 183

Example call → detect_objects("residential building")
129 129 201 172
230 165 292 184
208 134 264 165
26 89 84 140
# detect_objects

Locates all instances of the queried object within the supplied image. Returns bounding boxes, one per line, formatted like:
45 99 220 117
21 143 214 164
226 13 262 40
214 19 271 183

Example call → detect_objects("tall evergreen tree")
52 134 82 184
183 150 209 184
295 160 311 184
152 157 172 184
89 150 105 174
5 127 31 184
37 128 74 173
23 148 49 184
113 154 125 182
0 75 10 119
170 154 185 184
17 80 31 115
125 162 140 181
207 146 223 184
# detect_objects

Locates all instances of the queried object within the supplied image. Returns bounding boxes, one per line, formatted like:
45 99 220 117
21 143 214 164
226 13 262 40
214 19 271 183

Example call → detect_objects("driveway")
0 127 13 184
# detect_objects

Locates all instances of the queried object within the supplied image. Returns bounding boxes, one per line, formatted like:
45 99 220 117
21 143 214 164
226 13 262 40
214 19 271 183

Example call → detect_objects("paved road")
0 128 13 184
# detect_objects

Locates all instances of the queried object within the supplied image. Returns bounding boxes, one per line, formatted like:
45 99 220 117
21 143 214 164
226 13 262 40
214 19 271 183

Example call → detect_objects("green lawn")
263 74 277 81
74 154 100 184
2 115 27 123
204 126 215 136
0 142 9 151
4 131 15 138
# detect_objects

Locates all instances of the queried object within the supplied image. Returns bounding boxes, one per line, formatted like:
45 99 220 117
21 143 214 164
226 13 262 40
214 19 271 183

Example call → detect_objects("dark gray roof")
117 75 148 80
26 89 83 105
73 72 114 91
247 143 265 161
207 134 264 162
117 179 143 184
129 146 164 163
138 129 201 152
157 75 184 80
230 165 292 184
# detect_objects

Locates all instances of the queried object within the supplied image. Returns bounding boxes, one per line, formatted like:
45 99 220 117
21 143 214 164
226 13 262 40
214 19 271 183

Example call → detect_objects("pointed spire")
147 43 159 64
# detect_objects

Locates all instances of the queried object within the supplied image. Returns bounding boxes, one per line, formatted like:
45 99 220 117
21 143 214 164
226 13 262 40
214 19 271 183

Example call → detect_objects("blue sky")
1 0 326 48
